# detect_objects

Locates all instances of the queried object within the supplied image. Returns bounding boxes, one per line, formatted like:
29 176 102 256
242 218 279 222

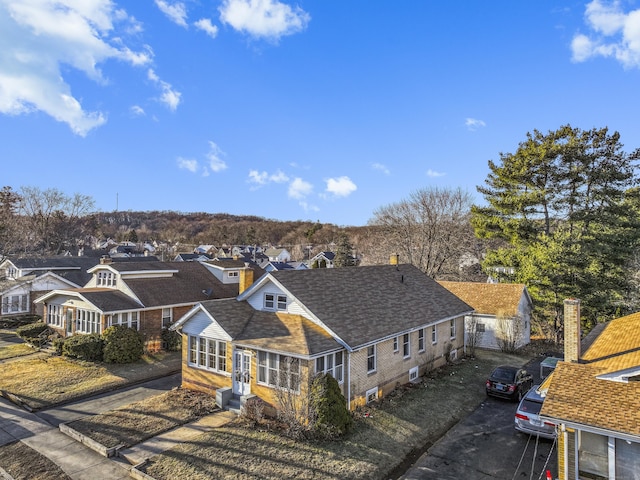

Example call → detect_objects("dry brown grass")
0 343 37 360
0 441 71 480
0 351 180 410
66 388 218 448
143 349 529 480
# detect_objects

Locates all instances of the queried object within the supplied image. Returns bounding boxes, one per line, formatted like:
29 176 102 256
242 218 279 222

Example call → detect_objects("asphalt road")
0 330 24 348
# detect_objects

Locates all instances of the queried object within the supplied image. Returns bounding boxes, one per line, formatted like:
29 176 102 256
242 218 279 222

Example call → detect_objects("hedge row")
54 326 144 363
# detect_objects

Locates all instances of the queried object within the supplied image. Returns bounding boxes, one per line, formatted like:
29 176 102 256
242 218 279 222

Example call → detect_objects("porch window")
367 345 376 373
616 438 640 478
315 351 344 383
2 294 28 314
189 336 197 364
108 312 140 330
76 309 101 334
46 304 63 327
578 431 608 479
418 328 425 352
188 336 227 373
257 351 300 392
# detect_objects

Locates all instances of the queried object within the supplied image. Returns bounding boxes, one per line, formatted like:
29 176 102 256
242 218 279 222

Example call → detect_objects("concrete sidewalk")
0 373 184 480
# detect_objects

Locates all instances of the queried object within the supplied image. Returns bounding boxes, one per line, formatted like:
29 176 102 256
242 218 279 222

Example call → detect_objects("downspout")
347 350 352 411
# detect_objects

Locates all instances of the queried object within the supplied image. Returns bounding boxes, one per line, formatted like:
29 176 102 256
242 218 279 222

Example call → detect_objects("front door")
233 350 251 396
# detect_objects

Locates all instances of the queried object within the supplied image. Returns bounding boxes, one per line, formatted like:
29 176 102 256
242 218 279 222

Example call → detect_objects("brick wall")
563 299 581 363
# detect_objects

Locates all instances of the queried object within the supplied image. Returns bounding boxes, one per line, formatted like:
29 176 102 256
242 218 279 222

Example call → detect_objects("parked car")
485 365 533 401
515 384 557 439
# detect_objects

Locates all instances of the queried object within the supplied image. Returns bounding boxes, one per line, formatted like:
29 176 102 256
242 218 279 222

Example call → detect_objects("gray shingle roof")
76 289 143 312
270 264 473 349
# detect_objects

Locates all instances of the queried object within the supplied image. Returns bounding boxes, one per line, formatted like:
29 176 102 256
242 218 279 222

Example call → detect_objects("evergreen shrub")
62 334 103 361
309 373 353 439
102 325 144 363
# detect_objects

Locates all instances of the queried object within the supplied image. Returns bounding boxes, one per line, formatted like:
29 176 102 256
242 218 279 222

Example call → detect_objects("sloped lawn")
0 343 37 360
0 441 71 480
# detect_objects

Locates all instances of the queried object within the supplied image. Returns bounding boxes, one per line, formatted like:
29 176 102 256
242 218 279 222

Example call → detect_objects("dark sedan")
486 365 533 401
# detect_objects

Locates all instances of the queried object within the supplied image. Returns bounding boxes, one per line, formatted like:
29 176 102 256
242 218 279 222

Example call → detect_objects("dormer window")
97 271 116 287
264 293 287 311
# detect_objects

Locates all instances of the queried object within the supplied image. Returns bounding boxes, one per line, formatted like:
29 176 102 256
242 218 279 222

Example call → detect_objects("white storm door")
233 350 251 396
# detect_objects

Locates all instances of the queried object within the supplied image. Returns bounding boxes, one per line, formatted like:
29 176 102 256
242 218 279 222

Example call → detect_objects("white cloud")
147 69 182 111
465 118 486 131
426 169 446 178
288 177 313 199
572 0 640 68
325 176 357 198
219 0 310 41
177 157 198 172
372 163 390 175
130 105 145 116
0 0 152 136
205 141 228 172
194 18 219 38
248 169 289 186
154 0 188 28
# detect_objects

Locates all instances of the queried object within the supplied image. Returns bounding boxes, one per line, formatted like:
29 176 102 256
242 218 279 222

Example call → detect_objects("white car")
514 385 556 439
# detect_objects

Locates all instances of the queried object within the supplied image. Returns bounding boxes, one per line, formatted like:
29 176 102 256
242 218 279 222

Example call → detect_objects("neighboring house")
194 245 217 256
438 281 532 351
171 261 473 412
263 261 308 272
35 259 240 350
201 258 264 285
0 256 102 319
174 253 213 262
539 300 640 479
309 251 336 268
264 247 291 263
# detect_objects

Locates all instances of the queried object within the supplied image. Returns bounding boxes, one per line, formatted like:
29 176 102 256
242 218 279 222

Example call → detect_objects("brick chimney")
563 299 581 363
390 254 400 265
239 264 254 294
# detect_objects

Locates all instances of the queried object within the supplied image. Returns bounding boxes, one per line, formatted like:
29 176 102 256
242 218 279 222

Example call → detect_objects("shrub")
102 325 144 363
52 337 65 355
62 334 103 361
161 328 182 351
241 396 267 425
309 373 353 439
16 321 48 347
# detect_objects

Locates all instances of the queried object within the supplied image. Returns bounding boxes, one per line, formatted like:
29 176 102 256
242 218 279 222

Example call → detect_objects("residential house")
35 259 241 350
0 256 102 319
540 299 640 479
438 281 532 351
264 247 291 263
174 253 213 262
171 259 473 412
309 251 336 268
263 261 308 272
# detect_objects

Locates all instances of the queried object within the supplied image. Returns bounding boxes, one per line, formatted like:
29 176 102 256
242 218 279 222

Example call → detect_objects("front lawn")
0 351 181 410
66 388 218 448
0 343 37 360
0 441 71 480
142 349 529 480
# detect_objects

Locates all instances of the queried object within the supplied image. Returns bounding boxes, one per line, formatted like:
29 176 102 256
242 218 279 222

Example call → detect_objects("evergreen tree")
333 233 356 267
472 125 640 333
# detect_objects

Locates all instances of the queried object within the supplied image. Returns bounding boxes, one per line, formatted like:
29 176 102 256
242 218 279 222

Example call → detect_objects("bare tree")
465 315 484 356
272 357 312 439
0 186 26 259
495 312 524 353
368 187 476 278
18 186 96 254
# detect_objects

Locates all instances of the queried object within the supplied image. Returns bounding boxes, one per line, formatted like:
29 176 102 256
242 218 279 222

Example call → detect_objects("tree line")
2 124 638 338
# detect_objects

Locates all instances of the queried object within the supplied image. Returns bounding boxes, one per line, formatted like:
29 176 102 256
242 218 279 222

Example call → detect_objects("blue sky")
1 1 639 227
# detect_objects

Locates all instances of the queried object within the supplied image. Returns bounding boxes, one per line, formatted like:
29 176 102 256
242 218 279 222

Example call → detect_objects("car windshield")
492 368 515 382
519 399 543 415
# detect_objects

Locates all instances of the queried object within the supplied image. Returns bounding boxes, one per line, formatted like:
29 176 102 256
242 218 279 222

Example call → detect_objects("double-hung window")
450 319 456 339
76 309 101 334
264 293 287 311
432 325 437 344
402 333 410 358
162 308 172 328
367 345 376 373
393 336 399 352
418 328 425 352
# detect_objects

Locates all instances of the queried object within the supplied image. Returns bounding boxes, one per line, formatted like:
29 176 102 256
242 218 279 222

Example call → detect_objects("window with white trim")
264 293 287 311
228 271 239 278
76 309 101 334
450 319 456 339
402 333 410 358
367 345 376 373
393 336 399 352
418 328 425 352
46 304 63 327
257 351 300 392
108 312 139 330
97 271 116 287
432 325 437 344
162 308 172 328
366 386 378 404
315 351 344 383
6 266 17 279
1 294 28 314
188 335 227 373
